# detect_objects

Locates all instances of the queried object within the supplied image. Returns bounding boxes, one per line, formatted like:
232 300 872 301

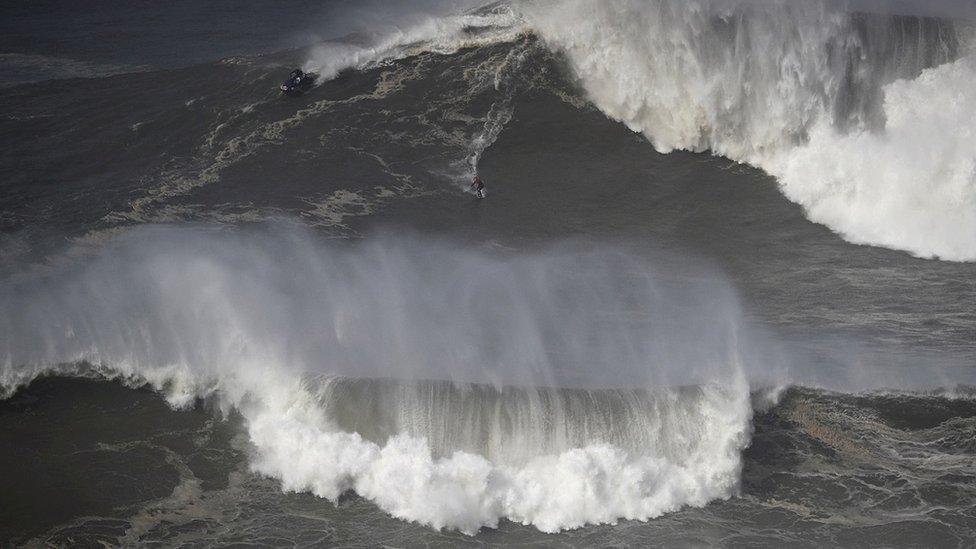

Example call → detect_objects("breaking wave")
248 378 749 533
296 0 976 260
5 0 976 537
519 0 976 260
303 3 523 81
1 225 760 533
299 0 976 260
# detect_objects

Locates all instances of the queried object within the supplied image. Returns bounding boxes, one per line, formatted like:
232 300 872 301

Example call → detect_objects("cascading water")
0 224 759 532
518 0 976 260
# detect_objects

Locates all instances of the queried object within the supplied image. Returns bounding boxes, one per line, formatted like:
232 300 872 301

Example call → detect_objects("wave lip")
520 0 976 260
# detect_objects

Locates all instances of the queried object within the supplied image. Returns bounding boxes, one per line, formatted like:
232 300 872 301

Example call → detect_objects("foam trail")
1 225 756 533
457 40 531 192
303 2 530 194
519 0 976 260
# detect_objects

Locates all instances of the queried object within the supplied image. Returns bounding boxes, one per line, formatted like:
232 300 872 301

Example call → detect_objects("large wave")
1 225 762 533
299 0 975 260
516 0 975 260
5 0 974 535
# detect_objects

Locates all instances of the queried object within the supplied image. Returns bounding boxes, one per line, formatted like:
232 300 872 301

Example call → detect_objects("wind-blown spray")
1 225 757 532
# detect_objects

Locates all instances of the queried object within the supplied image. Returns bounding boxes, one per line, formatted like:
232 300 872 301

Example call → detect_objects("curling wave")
0 225 759 533
519 0 976 260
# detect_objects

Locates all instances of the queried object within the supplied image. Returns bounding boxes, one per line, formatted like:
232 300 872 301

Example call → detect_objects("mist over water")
0 224 764 532
1 224 757 388
3 0 976 541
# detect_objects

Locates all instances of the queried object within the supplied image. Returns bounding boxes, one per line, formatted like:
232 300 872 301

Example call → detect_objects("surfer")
471 175 486 199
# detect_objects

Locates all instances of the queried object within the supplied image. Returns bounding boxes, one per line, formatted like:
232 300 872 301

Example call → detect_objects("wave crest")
520 0 975 260
0 225 757 532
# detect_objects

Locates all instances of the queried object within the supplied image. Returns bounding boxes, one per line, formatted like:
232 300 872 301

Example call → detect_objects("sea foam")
0 225 756 533
520 0 975 260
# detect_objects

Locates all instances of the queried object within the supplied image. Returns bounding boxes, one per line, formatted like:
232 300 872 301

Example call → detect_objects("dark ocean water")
2 1 975 546
3 377 974 546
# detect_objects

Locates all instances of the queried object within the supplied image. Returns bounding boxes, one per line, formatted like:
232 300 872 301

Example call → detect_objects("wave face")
519 0 976 260
0 225 758 533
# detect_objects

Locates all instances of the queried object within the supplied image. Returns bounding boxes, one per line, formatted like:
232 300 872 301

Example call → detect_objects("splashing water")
519 0 975 260
0 224 761 533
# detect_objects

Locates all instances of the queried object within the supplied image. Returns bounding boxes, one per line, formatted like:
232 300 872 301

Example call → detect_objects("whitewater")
3 0 976 540
304 0 976 260
1 226 760 533
521 0 976 261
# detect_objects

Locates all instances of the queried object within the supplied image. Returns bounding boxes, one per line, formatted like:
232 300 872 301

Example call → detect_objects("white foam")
519 0 976 260
0 226 757 533
243 380 751 534
304 8 525 81
768 55 976 260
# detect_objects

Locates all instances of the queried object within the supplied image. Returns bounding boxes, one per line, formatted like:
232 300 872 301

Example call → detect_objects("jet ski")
280 68 315 95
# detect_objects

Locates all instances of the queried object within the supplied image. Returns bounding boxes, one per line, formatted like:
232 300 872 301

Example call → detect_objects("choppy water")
2 0 975 545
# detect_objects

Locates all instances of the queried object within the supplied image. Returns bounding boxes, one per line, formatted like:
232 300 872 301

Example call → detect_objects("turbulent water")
2 0 976 545
524 0 976 260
